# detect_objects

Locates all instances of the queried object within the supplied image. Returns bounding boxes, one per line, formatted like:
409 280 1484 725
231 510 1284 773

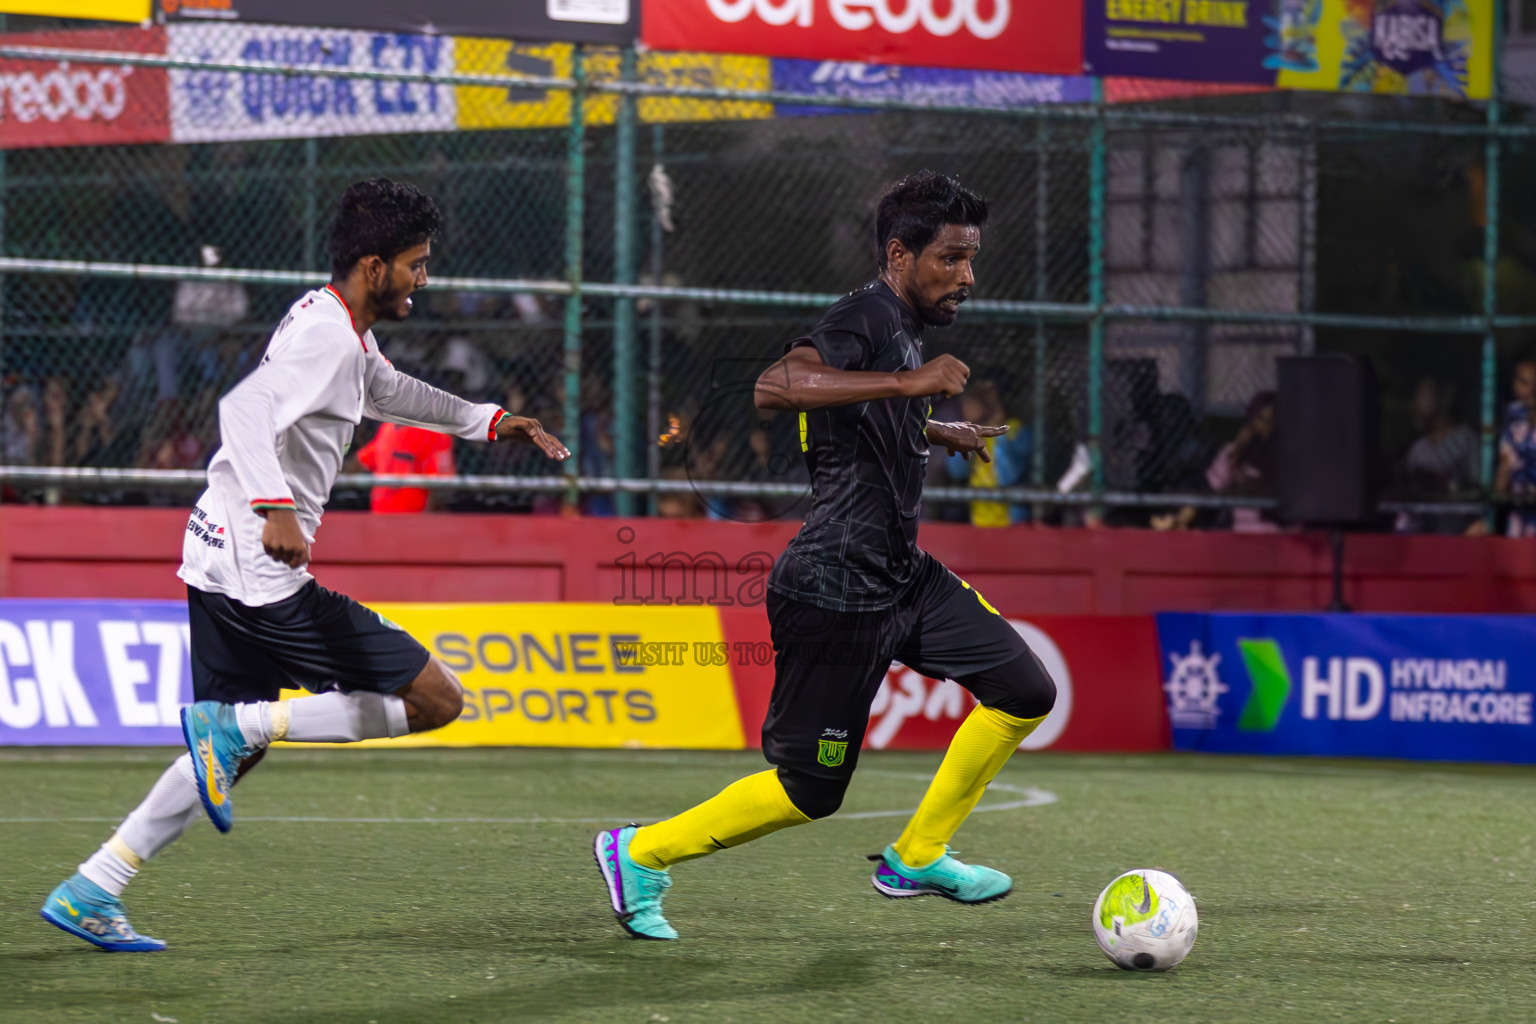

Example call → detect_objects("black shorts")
762 552 1043 779
187 582 431 703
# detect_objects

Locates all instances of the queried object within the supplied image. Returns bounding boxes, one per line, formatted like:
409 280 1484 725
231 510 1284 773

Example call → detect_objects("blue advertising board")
770 58 1094 116
0 600 191 746
1157 613 1536 762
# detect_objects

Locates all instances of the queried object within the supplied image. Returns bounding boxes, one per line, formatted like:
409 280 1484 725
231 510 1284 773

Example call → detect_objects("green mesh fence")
0 15 1531 533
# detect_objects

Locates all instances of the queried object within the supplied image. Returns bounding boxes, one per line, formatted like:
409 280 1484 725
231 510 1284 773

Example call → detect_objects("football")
1092 869 1198 971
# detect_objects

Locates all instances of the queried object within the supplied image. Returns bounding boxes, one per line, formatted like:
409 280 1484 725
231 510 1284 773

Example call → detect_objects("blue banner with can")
1157 612 1536 762
0 600 191 746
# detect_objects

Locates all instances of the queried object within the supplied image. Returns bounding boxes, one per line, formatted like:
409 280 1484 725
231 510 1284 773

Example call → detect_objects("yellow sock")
628 770 812 870
892 705 1044 868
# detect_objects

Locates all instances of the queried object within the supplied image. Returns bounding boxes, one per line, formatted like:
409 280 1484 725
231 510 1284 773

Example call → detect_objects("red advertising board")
1103 77 1270 104
642 0 1083 76
721 610 1168 753
0 27 169 150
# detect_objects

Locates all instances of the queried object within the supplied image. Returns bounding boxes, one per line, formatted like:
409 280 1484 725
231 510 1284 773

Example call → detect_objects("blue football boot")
869 845 1012 904
40 873 165 952
181 700 253 833
594 825 679 940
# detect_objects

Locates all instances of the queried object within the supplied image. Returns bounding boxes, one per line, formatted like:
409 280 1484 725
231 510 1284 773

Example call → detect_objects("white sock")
79 754 202 898
236 701 275 747
285 691 410 742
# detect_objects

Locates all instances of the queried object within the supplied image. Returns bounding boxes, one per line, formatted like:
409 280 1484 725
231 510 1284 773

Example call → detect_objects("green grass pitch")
3 747 1534 1023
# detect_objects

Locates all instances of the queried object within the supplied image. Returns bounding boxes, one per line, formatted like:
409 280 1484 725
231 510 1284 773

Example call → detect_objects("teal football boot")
181 700 253 833
594 825 679 940
40 873 166 952
869 845 1012 904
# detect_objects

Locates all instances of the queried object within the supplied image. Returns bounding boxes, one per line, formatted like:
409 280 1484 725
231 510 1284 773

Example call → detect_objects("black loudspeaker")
1276 355 1380 525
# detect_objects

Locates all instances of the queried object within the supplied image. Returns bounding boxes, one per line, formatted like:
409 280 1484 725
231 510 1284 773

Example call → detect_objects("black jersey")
767 280 933 612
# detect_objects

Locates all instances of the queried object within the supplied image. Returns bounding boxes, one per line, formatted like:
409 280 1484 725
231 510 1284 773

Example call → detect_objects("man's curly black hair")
326 178 442 279
875 171 988 269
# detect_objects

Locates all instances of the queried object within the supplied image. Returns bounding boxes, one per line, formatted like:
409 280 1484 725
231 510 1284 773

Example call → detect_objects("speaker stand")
1326 528 1351 613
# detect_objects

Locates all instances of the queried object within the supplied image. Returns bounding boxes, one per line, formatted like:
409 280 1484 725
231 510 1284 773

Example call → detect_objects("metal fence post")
303 136 318 272
1032 112 1049 522
646 123 666 518
612 47 638 517
1482 1 1504 528
563 46 587 509
1087 78 1108 517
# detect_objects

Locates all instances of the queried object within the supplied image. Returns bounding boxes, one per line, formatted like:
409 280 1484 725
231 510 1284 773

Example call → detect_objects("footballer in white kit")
40 178 569 952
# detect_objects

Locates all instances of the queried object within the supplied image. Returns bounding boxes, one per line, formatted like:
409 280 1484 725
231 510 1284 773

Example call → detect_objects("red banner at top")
641 0 1082 76
0 27 168 150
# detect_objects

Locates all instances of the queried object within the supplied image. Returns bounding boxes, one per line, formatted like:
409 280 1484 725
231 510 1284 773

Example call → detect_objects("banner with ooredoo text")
0 27 168 149
643 0 1085 75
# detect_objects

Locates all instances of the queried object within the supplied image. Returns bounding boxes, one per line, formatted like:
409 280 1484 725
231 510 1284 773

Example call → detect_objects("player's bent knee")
406 659 465 732
970 650 1057 721
994 675 1055 721
1015 672 1057 720
777 767 848 820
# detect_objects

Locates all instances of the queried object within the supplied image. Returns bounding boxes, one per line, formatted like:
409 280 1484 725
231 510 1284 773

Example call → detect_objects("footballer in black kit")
595 171 1058 942
763 276 1056 788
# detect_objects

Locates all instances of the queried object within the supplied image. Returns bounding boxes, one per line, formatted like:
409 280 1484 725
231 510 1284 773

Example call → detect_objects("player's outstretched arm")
495 414 570 461
925 420 1009 462
366 360 569 461
754 346 971 413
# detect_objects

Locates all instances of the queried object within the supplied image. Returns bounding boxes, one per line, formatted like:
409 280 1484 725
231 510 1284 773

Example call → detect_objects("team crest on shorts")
816 730 848 768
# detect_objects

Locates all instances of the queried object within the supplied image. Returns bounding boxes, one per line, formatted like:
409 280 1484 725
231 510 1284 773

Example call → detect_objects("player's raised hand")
900 353 970 399
926 420 1009 462
260 508 311 568
497 414 571 461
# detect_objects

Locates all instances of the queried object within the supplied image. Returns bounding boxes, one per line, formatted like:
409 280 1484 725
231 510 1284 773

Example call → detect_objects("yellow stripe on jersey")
961 579 1001 616
798 411 808 452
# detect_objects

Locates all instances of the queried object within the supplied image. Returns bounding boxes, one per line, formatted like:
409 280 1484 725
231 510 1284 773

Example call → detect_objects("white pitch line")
0 781 1056 826
843 780 1057 819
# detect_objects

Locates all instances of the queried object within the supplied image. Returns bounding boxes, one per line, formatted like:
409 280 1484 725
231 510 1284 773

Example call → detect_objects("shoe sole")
39 908 166 952
870 873 1011 905
181 707 232 834
591 829 673 942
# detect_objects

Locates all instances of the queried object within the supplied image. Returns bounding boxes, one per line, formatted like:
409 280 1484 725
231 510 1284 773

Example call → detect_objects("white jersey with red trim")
178 286 506 606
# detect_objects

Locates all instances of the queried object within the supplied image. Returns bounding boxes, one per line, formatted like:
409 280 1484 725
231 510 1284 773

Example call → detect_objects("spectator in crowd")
355 422 456 514
1505 358 1536 432
1497 365 1536 537
732 416 810 523
75 376 122 467
655 464 705 519
1146 394 1220 532
731 427 779 523
136 403 206 472
923 393 969 523
1206 390 1280 533
580 376 616 517
38 376 70 468
173 245 248 329
446 374 562 515
2 385 39 466
945 378 1030 526
1395 376 1480 535
440 335 494 402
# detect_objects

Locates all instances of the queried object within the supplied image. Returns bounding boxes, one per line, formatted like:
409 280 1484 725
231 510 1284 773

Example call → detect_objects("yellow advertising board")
281 603 746 750
1276 0 1493 100
455 39 772 131
0 0 149 19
